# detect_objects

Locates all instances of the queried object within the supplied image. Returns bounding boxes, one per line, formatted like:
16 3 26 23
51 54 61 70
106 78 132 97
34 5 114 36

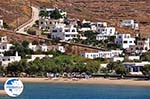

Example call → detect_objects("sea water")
0 83 150 99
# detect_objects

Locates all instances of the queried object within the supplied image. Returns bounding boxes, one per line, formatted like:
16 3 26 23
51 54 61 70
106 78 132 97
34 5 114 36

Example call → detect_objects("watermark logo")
4 78 24 97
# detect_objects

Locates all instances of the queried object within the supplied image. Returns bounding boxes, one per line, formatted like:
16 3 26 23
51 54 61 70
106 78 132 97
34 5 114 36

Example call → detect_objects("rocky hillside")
1 0 150 35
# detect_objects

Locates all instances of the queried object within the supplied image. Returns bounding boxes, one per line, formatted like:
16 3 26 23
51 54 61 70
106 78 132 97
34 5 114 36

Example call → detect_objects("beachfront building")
0 52 21 66
51 25 78 41
128 38 150 53
120 20 139 30
113 57 125 62
81 50 123 59
115 34 135 49
0 19 3 29
123 61 150 75
96 27 116 40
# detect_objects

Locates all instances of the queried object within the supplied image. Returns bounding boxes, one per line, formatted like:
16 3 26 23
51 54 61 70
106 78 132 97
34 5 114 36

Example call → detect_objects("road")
16 6 40 34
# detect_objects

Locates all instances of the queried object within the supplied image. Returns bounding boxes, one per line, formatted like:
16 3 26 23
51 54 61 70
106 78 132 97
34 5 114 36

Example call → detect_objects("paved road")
16 6 40 34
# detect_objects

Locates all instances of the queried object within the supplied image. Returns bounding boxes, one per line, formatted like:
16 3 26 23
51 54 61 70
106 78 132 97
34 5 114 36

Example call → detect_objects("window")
123 41 128 43
145 47 148 50
65 35 70 37
129 41 132 43
52 30 57 32
72 35 76 37
72 29 75 32
140 47 143 50
136 47 139 50
65 29 69 32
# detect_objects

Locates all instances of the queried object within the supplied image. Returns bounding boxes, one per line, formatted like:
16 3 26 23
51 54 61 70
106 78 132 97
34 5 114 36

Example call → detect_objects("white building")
0 20 3 29
96 34 110 40
57 46 65 53
96 27 116 40
0 52 21 66
39 18 65 31
115 34 135 49
120 20 139 30
0 36 13 53
0 36 7 43
113 57 124 62
97 27 116 35
81 50 123 59
128 38 150 53
0 43 13 53
51 25 78 41
123 61 150 75
28 43 48 52
128 56 140 60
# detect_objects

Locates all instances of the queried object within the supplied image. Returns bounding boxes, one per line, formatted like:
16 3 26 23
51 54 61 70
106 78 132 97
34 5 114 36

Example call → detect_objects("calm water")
0 83 150 99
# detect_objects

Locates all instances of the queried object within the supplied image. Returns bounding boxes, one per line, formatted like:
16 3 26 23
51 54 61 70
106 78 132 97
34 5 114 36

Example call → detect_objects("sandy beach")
0 77 150 95
0 77 149 86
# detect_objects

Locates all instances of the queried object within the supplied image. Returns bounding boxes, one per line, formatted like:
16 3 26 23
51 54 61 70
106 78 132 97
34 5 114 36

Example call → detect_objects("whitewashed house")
57 46 65 53
128 56 140 60
79 19 91 32
39 18 65 31
28 43 48 52
0 36 13 53
113 57 124 62
120 20 139 30
128 38 150 53
28 43 37 51
115 34 135 49
0 36 7 43
96 27 116 40
0 43 13 53
51 25 78 41
81 50 123 59
0 52 21 66
0 20 3 29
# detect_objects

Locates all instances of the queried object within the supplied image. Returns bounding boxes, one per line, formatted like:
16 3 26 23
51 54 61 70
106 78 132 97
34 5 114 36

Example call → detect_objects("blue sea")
0 83 150 99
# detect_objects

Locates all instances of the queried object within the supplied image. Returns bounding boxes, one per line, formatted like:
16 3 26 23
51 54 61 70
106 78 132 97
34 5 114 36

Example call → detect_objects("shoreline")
0 77 150 87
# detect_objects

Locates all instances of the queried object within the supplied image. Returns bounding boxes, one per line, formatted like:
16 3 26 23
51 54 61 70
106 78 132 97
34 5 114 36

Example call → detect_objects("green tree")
107 62 128 77
141 52 150 61
22 41 29 48
142 64 150 79
50 9 62 19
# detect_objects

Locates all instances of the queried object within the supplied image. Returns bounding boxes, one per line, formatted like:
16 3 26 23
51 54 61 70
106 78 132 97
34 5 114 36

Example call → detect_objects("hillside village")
0 4 150 78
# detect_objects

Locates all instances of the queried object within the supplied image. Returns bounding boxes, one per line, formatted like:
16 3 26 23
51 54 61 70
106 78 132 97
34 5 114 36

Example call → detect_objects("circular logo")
4 78 24 97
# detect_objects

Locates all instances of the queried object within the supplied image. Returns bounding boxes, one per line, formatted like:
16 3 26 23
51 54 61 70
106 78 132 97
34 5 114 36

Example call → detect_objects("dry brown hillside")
0 0 31 30
0 0 150 35
29 0 150 35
